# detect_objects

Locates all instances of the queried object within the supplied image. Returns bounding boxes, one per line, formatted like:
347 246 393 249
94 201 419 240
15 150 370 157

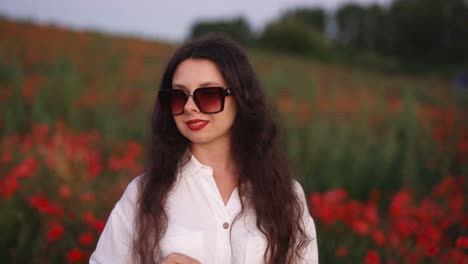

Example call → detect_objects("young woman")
90 34 318 264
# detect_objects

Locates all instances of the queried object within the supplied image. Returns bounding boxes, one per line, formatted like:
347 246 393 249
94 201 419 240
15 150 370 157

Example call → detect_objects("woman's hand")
161 253 201 264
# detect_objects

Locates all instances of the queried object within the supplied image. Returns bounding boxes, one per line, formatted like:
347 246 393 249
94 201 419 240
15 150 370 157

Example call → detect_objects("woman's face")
172 58 236 147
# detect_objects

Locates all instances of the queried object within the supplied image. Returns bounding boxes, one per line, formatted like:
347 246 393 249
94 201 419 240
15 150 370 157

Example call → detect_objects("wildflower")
1 152 12 163
59 185 72 198
47 222 64 241
336 246 348 257
79 232 95 246
364 250 380 264
372 230 385 246
28 194 50 212
83 212 96 226
92 219 106 233
456 236 468 249
389 191 412 217
352 220 370 236
80 192 95 203
66 248 85 262
3 176 19 198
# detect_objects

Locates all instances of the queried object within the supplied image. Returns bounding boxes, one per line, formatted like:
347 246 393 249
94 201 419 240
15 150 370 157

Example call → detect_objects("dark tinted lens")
171 89 187 114
194 88 222 113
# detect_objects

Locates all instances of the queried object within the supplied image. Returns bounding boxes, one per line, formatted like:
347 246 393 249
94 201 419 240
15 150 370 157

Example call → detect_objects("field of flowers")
0 17 467 263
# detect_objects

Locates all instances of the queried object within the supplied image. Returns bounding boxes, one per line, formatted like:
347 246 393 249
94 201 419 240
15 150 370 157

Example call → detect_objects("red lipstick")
186 119 209 131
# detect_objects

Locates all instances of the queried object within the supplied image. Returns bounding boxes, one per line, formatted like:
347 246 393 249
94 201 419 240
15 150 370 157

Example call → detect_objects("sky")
0 0 391 42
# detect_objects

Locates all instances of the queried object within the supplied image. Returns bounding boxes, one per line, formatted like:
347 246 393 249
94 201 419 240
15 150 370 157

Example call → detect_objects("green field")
1 17 467 263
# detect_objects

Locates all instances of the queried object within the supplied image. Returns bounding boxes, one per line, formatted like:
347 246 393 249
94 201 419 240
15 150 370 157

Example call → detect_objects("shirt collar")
178 152 213 179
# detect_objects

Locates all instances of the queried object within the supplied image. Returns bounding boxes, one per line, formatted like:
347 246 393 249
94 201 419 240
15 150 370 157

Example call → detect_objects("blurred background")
0 0 467 263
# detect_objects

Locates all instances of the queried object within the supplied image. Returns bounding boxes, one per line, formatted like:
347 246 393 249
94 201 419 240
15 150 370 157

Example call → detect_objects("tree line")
189 0 468 71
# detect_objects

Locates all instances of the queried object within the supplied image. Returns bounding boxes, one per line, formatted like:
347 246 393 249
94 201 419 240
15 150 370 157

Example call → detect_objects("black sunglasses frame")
159 87 233 115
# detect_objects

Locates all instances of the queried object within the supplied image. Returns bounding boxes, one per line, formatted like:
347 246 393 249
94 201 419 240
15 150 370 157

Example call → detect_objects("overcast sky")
1 0 391 42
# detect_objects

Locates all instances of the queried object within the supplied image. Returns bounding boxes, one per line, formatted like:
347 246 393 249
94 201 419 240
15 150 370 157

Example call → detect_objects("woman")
90 34 318 264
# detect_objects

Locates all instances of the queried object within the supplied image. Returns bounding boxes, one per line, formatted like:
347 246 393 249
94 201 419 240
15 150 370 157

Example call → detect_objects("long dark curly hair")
133 33 310 264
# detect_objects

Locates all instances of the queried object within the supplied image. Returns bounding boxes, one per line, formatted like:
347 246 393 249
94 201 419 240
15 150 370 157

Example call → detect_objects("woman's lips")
185 119 209 131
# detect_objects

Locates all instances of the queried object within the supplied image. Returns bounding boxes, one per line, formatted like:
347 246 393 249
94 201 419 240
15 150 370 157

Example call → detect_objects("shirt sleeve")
89 176 140 264
293 180 319 264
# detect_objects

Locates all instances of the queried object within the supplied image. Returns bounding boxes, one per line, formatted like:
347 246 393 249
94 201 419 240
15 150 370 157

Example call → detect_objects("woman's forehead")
172 58 226 88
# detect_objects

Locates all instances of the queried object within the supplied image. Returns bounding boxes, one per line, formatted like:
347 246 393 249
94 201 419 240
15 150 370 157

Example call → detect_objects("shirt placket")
198 167 233 264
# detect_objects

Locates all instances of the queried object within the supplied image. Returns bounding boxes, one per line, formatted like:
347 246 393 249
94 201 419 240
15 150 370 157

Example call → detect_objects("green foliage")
390 0 468 64
283 107 442 199
336 49 401 72
259 18 330 59
186 1 468 70
0 58 28 135
189 17 254 46
0 199 42 263
281 7 326 33
335 0 468 67
335 4 379 49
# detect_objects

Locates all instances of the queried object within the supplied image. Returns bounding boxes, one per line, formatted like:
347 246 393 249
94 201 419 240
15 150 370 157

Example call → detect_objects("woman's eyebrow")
172 81 223 89
199 81 222 87
172 83 186 89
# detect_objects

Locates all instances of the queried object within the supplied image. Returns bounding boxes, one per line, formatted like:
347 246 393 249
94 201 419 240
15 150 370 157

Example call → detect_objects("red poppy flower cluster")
0 122 143 262
1 17 467 264
309 176 467 263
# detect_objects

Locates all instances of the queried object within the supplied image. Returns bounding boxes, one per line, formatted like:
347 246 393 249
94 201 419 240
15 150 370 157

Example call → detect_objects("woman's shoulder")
292 178 307 199
118 174 144 208
291 179 314 216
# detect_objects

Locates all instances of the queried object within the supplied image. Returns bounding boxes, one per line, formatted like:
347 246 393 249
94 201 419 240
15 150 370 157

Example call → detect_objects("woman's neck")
190 139 234 175
190 139 238 204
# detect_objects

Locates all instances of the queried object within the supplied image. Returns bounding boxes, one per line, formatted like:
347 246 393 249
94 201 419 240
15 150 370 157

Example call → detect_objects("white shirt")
90 155 318 264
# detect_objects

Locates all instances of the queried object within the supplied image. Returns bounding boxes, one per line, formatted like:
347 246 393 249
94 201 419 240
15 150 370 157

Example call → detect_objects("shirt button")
223 222 229 229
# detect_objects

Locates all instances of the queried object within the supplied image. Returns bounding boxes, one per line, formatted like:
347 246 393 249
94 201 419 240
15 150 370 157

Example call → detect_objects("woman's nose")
184 95 199 113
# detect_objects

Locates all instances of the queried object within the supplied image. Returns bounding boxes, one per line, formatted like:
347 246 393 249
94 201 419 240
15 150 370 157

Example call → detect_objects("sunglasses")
159 87 233 115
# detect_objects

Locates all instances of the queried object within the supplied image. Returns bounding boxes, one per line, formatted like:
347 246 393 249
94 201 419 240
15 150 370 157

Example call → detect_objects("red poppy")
83 212 96 226
28 194 50 212
59 185 72 198
3 176 19 198
364 250 380 264
79 232 95 246
456 236 468 249
47 222 64 241
66 248 85 262
336 246 348 257
352 220 370 236
80 192 95 203
372 230 385 247
425 244 440 257
1 152 12 163
12 157 37 178
43 204 64 217
92 219 106 233
363 205 379 225
389 191 412 218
